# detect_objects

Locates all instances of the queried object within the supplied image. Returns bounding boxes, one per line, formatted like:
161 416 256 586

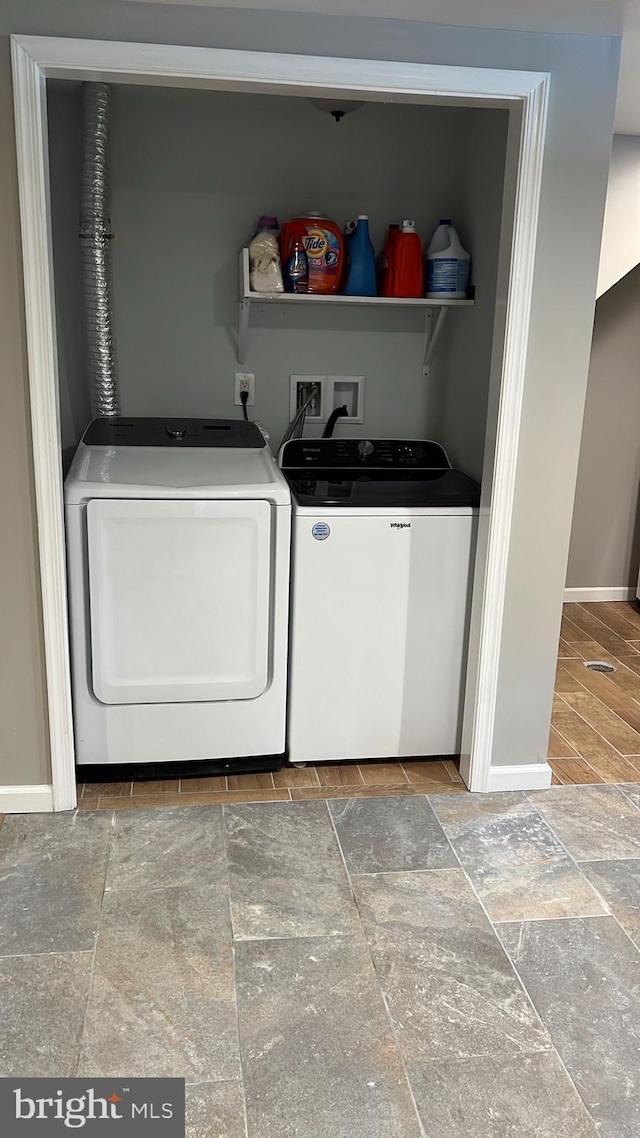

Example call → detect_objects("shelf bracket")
238 297 250 365
423 306 449 376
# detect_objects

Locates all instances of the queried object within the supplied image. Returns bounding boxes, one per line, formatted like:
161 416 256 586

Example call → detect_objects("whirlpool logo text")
390 522 411 529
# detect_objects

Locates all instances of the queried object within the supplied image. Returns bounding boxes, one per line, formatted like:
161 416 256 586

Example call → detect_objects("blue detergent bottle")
343 215 377 296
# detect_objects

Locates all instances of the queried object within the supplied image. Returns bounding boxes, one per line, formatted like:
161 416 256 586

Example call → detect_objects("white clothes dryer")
65 417 291 776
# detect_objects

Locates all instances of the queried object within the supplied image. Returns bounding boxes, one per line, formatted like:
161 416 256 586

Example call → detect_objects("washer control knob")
165 427 187 439
357 440 375 457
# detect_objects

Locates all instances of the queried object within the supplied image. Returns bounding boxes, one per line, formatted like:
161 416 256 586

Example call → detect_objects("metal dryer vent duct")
80 82 120 417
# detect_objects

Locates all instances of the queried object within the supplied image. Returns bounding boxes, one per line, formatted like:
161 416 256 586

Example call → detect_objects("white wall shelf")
238 248 474 374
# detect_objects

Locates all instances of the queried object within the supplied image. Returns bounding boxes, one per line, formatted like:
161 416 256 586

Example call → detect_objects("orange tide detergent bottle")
281 213 345 293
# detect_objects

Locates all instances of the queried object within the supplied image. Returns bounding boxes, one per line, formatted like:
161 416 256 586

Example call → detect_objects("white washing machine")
65 417 291 774
281 438 479 764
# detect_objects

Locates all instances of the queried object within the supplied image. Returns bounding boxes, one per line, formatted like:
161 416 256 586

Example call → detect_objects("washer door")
86 498 272 704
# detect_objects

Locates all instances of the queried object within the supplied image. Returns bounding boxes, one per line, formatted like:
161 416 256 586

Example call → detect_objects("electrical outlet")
234 372 255 406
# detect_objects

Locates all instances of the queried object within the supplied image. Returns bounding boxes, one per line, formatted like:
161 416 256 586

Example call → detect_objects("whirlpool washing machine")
281 438 480 765
65 417 291 775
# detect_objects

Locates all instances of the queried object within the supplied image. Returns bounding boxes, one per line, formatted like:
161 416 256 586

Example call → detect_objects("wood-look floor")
551 600 640 784
76 600 640 807
78 758 465 810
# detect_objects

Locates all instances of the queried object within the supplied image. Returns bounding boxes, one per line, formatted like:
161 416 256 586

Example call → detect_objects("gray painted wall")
598 135 640 297
434 109 508 479
47 87 90 472
0 37 50 787
478 37 618 769
48 83 505 475
0 4 619 790
567 265 640 590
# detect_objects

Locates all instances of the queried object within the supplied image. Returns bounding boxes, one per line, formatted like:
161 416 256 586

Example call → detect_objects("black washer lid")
82 417 266 448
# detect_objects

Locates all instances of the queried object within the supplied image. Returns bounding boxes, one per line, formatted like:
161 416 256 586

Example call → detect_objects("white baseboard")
564 586 635 603
0 784 54 813
486 762 552 792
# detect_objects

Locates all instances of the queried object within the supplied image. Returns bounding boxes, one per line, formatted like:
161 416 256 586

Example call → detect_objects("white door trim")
10 34 549 807
463 74 548 792
11 39 76 813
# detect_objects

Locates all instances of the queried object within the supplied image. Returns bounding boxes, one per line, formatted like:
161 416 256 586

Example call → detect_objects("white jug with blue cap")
425 219 470 300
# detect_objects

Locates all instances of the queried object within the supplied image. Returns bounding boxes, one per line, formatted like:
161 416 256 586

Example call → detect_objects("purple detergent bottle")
285 239 309 293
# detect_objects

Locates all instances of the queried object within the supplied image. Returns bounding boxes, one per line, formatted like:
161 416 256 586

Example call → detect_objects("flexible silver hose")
277 384 320 455
80 82 120 417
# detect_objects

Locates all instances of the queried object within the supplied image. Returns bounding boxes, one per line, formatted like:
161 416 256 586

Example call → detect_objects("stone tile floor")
1 787 639 1137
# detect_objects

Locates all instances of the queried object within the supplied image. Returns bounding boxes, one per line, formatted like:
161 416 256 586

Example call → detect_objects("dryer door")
86 498 272 704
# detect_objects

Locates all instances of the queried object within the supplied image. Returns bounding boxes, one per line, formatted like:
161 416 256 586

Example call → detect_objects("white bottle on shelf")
425 219 470 300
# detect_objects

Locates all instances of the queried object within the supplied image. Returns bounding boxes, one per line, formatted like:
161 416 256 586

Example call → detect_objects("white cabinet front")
288 511 475 762
87 498 272 704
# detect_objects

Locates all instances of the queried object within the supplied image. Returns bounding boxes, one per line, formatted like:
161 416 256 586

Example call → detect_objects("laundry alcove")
11 36 556 808
45 79 510 790
47 82 507 484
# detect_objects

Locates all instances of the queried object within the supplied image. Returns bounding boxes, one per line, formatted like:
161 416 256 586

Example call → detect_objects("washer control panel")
281 438 450 471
